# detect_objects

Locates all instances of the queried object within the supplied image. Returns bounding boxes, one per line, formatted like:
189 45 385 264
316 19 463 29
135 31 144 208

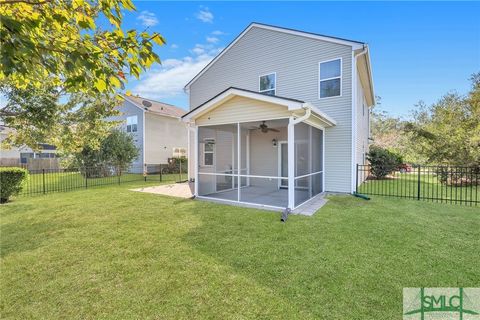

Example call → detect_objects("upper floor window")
126 115 138 133
259 73 276 96
319 58 341 98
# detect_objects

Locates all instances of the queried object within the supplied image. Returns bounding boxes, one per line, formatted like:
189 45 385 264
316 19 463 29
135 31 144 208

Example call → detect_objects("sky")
123 1 480 118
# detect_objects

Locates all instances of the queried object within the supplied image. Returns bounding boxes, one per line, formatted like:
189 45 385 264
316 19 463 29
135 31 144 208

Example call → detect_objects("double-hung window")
126 115 138 133
319 58 342 98
259 73 276 96
203 139 215 166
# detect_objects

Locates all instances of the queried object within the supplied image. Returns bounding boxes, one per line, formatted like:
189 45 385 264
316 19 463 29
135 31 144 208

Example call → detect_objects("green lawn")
358 172 480 205
1 182 479 319
21 171 188 195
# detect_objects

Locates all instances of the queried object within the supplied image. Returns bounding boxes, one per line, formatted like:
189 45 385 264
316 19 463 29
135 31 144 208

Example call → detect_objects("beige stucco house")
111 96 188 171
182 23 374 211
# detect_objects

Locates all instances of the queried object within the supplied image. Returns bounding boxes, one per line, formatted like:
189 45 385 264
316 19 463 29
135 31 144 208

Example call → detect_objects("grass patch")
20 171 187 196
358 172 479 204
1 181 479 319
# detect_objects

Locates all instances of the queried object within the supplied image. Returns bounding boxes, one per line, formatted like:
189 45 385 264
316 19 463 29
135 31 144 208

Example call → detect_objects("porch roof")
182 87 336 128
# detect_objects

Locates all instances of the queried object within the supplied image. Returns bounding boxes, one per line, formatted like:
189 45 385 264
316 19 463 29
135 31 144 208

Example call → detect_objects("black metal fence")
356 165 479 206
20 162 188 196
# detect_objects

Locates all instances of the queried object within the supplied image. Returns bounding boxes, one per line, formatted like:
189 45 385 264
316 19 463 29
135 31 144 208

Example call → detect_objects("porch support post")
287 117 295 209
237 122 241 202
194 125 199 196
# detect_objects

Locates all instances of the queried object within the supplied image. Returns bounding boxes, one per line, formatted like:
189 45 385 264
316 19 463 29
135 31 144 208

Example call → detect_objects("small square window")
259 73 276 96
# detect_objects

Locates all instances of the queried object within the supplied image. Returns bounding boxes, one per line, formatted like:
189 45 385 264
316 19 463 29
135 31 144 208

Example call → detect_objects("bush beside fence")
356 164 479 206
19 163 188 196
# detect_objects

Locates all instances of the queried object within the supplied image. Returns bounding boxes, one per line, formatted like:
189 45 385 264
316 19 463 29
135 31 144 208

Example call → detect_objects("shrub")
0 167 28 203
367 146 403 179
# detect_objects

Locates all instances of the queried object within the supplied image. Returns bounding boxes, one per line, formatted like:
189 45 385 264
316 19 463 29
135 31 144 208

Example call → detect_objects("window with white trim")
203 139 214 166
259 73 276 96
126 115 138 133
319 59 341 98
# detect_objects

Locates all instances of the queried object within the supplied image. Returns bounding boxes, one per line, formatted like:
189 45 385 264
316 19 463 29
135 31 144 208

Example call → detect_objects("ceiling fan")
251 121 279 133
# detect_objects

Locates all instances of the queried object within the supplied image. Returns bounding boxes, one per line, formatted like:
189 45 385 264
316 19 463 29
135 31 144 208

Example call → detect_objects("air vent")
142 100 152 108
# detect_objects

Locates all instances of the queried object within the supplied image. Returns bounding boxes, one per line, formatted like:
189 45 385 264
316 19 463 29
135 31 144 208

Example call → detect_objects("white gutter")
292 105 311 125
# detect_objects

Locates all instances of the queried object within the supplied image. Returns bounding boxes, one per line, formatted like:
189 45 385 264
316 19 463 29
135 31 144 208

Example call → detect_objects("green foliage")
366 146 403 179
0 0 165 94
405 73 480 167
74 129 138 174
0 167 28 203
370 97 424 164
0 0 165 152
0 86 120 153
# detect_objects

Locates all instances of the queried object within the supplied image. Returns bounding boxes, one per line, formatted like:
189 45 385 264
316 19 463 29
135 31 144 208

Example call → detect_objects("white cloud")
196 7 213 23
137 11 158 27
132 45 222 100
211 30 226 36
170 44 179 49
206 36 219 44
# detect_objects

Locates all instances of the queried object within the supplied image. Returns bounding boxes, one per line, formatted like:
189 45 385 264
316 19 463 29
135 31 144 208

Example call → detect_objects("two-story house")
182 23 374 211
112 95 188 171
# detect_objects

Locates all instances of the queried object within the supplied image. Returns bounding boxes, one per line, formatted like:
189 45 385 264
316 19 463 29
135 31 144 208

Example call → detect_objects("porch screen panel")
198 124 238 200
311 127 323 196
239 126 249 187
294 123 324 207
294 123 311 206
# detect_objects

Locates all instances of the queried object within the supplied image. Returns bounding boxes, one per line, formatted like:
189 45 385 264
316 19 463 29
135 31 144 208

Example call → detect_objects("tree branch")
0 0 52 5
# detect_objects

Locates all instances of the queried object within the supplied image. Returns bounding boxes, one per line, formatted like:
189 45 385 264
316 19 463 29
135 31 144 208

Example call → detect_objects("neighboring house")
182 23 374 211
0 125 58 169
110 95 188 170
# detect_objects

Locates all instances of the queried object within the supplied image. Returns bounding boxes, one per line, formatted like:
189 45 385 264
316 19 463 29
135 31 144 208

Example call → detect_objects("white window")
203 139 214 166
319 58 342 98
126 115 138 133
259 73 276 96
173 147 187 158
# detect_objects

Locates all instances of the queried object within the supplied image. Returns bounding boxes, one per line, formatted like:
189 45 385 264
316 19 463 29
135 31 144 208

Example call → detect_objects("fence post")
118 166 121 185
160 164 162 182
417 166 421 200
144 163 147 182
85 168 88 189
42 169 46 194
179 159 182 182
355 164 359 194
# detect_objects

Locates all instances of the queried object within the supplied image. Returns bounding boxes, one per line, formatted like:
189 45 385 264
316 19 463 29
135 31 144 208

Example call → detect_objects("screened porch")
196 119 324 210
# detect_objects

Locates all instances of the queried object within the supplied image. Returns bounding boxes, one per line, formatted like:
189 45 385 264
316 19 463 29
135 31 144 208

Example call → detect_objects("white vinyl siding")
195 96 292 126
189 26 353 192
144 113 188 164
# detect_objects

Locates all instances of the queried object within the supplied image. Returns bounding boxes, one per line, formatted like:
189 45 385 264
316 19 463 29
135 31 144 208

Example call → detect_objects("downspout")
351 46 368 193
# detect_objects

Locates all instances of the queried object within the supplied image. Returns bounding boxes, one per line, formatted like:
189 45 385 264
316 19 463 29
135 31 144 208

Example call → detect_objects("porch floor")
201 186 327 215
203 186 291 208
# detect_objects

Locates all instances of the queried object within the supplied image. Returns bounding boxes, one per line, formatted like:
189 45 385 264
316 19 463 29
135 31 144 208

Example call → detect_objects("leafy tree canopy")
0 0 165 152
74 128 138 171
0 0 165 93
405 73 480 167
0 85 120 154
